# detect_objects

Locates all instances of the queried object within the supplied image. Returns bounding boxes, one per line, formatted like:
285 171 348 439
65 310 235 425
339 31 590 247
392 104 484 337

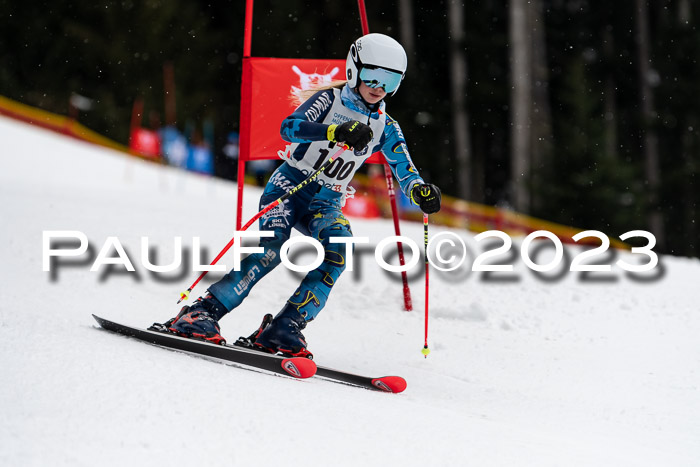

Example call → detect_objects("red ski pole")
421 213 431 358
177 144 349 303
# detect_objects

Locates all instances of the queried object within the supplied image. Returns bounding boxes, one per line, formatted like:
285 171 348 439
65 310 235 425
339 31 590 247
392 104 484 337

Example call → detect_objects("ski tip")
371 376 408 393
281 357 317 379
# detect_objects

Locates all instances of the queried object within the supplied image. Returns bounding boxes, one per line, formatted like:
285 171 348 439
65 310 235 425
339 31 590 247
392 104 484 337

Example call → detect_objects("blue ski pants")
208 163 353 321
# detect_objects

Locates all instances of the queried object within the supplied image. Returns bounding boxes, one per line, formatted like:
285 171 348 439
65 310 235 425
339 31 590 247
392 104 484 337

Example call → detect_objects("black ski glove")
411 183 442 214
327 120 373 151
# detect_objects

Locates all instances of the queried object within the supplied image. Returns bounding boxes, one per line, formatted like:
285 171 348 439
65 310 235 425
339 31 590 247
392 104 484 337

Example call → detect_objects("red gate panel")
239 57 382 163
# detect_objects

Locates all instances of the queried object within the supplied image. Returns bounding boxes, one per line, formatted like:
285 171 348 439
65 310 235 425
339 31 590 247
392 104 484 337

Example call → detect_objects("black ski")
92 315 317 379
313 365 407 393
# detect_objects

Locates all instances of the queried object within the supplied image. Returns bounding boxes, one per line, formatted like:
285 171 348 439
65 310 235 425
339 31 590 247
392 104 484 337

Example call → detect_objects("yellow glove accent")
327 124 338 142
409 183 421 205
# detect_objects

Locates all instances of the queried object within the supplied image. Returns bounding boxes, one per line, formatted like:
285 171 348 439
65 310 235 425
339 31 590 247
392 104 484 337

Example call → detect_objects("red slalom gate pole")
357 0 413 311
383 167 413 311
422 214 431 358
177 145 348 303
357 0 370 34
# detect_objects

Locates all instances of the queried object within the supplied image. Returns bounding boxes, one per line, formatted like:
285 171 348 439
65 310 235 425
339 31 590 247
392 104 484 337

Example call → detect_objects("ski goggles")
359 66 403 93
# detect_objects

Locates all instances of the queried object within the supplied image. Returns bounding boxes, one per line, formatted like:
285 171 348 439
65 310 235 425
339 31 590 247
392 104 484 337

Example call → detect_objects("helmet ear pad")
346 43 360 88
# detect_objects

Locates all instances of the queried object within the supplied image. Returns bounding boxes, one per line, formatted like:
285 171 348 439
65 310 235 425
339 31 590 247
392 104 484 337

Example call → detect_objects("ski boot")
152 293 227 345
253 303 313 359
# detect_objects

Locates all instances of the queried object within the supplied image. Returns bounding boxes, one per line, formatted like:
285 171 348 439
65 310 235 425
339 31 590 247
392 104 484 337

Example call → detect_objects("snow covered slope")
1 115 699 466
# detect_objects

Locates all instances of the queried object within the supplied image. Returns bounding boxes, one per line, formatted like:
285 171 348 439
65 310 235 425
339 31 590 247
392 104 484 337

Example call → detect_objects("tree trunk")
529 0 552 213
509 0 532 212
682 115 697 256
447 0 473 201
602 24 618 161
635 0 665 248
678 0 691 25
678 0 695 255
397 0 415 60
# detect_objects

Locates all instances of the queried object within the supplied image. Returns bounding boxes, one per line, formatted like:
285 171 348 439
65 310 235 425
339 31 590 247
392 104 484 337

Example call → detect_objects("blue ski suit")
208 84 425 321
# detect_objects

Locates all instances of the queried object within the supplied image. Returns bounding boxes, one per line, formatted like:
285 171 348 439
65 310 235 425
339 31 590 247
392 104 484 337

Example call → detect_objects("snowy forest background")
1 0 698 256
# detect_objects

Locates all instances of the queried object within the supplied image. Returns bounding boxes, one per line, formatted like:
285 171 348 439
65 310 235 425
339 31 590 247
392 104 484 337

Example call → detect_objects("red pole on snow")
387 173 413 311
356 0 413 311
237 0 255 230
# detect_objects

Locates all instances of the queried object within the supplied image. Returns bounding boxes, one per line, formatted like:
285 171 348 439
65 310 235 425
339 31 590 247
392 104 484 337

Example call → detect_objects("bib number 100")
313 149 355 180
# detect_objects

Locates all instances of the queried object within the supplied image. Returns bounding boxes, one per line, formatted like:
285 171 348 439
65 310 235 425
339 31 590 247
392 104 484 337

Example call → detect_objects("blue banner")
160 126 188 168
187 144 214 174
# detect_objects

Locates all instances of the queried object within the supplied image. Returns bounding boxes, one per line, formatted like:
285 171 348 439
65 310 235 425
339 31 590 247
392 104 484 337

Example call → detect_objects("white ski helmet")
346 33 408 96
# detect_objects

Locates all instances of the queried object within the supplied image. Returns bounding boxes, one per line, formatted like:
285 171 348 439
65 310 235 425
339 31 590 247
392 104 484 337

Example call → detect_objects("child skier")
164 33 441 357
